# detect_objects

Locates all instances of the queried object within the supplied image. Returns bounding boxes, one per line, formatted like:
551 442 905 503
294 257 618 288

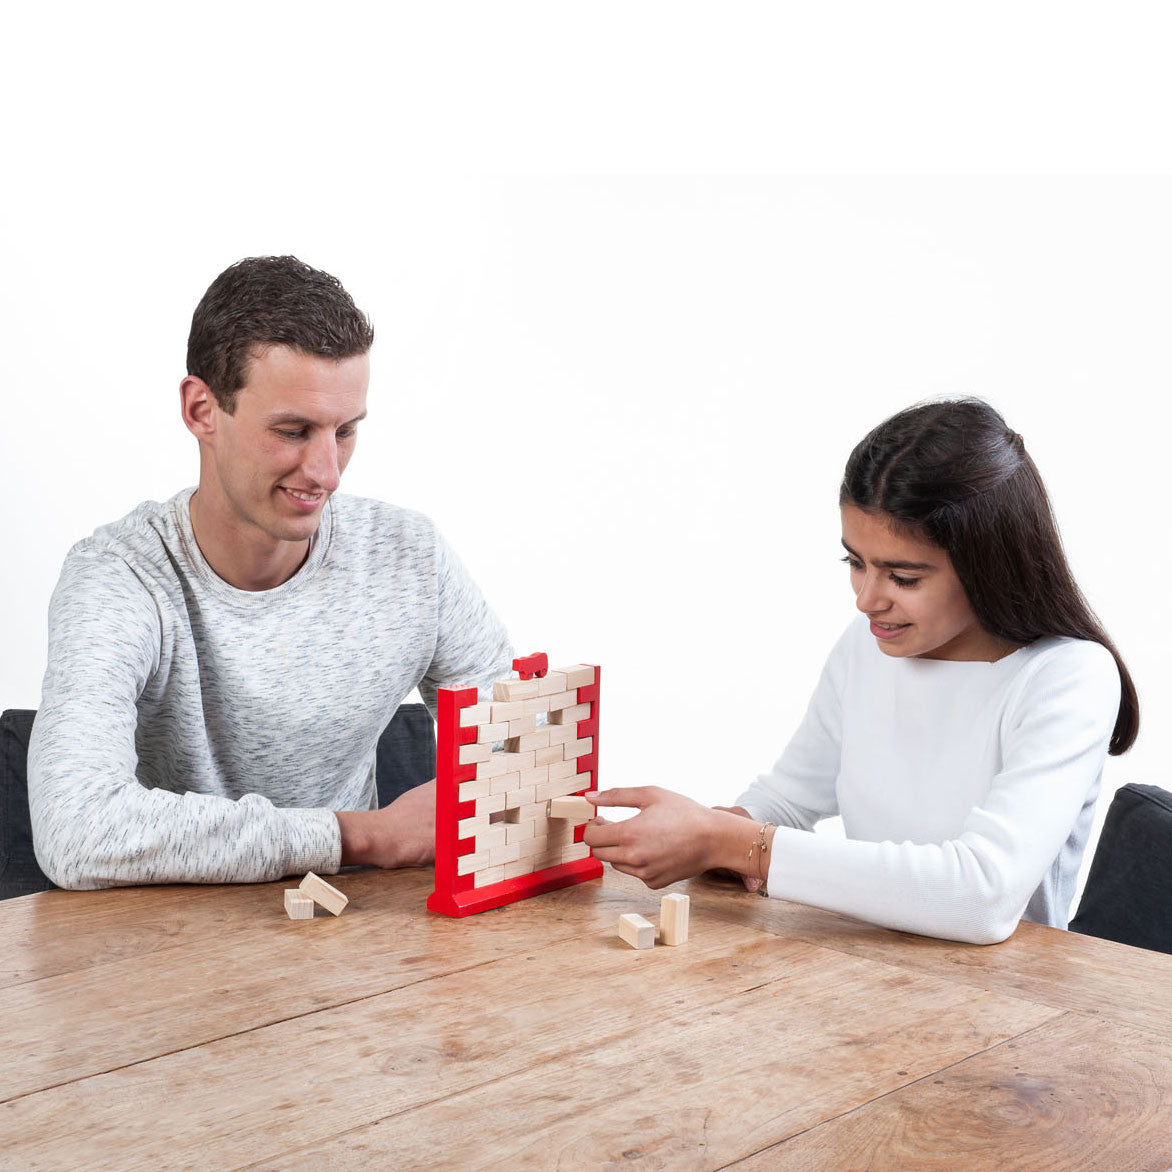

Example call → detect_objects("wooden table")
1 865 1170 1170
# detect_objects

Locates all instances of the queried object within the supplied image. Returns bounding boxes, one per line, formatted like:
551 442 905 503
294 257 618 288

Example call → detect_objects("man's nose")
304 433 341 492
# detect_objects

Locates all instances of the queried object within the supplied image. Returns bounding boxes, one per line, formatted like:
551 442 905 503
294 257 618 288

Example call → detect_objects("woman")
584 398 1139 944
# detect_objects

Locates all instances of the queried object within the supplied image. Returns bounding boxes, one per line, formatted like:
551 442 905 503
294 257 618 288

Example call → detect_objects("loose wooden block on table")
549 795 596 822
298 872 348 916
619 913 656 949
284 890 315 920
660 893 690 945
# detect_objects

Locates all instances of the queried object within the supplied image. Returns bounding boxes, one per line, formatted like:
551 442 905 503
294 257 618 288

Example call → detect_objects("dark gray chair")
0 704 436 901
1069 783 1172 955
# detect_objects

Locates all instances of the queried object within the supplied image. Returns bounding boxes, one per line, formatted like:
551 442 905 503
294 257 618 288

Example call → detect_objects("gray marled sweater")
28 488 512 889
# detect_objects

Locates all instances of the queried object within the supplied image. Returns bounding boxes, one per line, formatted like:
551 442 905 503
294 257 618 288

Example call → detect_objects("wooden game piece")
504 785 538 809
534 744 564 766
660 893 690 945
545 690 577 713
506 714 538 738
459 703 492 727
457 813 491 839
507 728 551 753
547 722 576 745
619 913 655 949
563 737 594 760
493 678 541 702
547 758 579 781
548 795 595 821
298 872 348 916
477 792 507 815
561 842 591 863
489 771 523 796
505 820 536 844
480 750 535 779
537 670 568 696
458 742 492 765
477 721 510 744
558 664 596 689
457 850 493 876
458 776 492 802
489 701 527 723
284 889 315 920
550 703 592 725
474 865 506 888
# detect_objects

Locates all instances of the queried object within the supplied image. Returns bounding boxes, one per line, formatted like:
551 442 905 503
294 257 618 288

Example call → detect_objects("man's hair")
186 256 375 413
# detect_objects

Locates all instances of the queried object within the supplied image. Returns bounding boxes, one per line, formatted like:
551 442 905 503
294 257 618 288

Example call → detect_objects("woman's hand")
584 787 767 890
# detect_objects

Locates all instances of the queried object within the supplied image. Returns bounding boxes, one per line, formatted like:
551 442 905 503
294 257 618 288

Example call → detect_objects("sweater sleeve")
760 642 1120 945
28 551 340 889
735 627 851 831
417 530 514 713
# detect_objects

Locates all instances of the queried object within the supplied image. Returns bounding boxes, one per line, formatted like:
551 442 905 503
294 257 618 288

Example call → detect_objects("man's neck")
188 491 312 592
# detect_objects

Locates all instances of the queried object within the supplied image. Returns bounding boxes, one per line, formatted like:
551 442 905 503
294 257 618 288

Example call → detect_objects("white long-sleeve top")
28 489 512 889
736 617 1120 945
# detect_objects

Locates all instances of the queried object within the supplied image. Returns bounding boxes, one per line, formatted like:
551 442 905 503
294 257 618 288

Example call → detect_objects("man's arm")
28 551 341 888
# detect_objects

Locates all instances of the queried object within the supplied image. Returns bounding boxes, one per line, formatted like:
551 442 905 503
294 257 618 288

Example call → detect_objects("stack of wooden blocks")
455 664 598 888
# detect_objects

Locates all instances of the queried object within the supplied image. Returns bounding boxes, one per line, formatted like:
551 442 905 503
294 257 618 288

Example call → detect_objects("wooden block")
474 864 506 888
480 750 535 779
534 744 564 767
660 893 690 946
547 723 576 746
520 696 551 717
507 728 551 753
488 841 522 866
298 872 348 916
505 820 536 844
474 826 508 853
504 785 538 809
489 701 527 723
545 773 589 800
558 664 596 689
549 795 595 821
458 742 492 765
284 889 315 920
508 801 548 824
457 849 493 876
493 678 540 702
457 814 491 839
507 714 538 737
503 858 535 879
458 776 492 802
518 766 550 787
477 721 510 744
545 690 578 713
619 913 655 950
489 771 522 796
547 758 579 781
459 703 492 728
561 842 591 864
537 670 568 696
563 736 594 760
550 703 592 725
476 792 507 816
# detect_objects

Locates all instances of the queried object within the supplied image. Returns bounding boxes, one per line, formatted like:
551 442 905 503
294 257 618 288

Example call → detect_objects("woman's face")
840 505 1018 662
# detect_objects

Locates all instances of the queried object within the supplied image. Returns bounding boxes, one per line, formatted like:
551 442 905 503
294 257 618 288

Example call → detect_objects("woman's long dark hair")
840 398 1138 755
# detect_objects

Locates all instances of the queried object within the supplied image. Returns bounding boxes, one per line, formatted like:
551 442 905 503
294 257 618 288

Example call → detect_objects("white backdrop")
2 7 1169 902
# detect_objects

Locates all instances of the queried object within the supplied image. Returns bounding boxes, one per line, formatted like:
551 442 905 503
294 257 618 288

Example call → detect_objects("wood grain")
738 1013 1172 1170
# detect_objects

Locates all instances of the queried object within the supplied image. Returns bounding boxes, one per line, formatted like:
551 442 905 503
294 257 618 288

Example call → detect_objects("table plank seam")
712 1011 1077 1169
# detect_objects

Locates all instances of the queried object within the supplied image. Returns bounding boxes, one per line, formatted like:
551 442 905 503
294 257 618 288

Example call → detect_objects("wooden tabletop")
1 865 1170 1170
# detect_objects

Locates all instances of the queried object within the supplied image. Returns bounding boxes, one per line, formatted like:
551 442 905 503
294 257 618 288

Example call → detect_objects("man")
28 256 512 888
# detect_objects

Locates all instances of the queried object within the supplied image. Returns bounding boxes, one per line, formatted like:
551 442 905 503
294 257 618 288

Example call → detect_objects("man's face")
205 344 369 547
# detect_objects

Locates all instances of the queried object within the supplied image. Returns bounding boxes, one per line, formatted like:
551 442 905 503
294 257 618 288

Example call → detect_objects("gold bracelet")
755 822 773 893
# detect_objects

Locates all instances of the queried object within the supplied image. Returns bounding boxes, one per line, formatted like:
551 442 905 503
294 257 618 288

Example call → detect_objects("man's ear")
180 376 218 441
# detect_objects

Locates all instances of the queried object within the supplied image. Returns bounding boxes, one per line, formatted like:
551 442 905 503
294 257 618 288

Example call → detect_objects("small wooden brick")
507 728 550 753
547 723 576 746
457 813 491 839
474 826 508 853
563 737 594 760
284 889 315 920
493 678 541 702
489 771 522 796
504 785 538 809
506 715 537 738
503 858 535 879
520 696 551 717
477 721 510 744
549 794 595 822
519 765 550 788
544 774 589 801
537 671 568 696
660 893 690 946
474 864 506 888
505 820 536 844
458 776 492 802
459 703 492 728
534 744 564 767
561 842 591 863
457 849 493 876
545 690 578 713
298 872 348 916
488 841 522 866
547 758 579 781
476 792 507 816
489 701 527 723
458 742 493 765
480 750 535 779
619 913 655 950
558 664 596 689
550 703 592 725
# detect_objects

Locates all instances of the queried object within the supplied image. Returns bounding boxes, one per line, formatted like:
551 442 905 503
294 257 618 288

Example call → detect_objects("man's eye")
277 429 306 440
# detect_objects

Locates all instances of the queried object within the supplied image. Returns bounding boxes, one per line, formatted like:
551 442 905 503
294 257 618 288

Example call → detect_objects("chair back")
1070 783 1172 955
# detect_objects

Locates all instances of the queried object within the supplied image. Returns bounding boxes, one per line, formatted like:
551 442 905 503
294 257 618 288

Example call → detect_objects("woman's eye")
840 555 864 571
891 574 919 589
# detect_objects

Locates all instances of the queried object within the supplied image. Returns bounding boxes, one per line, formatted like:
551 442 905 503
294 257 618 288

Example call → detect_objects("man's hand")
336 779 436 869
584 787 766 890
